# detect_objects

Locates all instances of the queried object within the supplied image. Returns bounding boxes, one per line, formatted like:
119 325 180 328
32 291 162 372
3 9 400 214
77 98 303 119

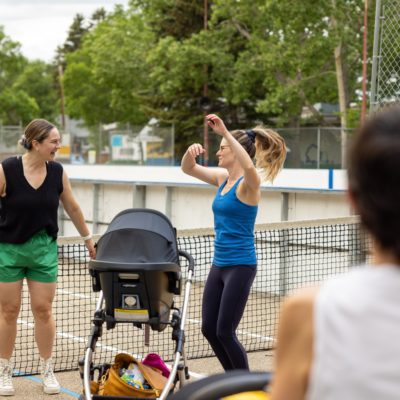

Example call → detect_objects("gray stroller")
79 208 195 400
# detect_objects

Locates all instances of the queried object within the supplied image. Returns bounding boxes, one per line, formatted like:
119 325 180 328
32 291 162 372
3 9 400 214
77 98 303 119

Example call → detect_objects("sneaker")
40 358 60 394
0 358 14 396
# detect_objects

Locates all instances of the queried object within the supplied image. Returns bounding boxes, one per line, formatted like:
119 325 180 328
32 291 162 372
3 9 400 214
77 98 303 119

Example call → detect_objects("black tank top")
0 156 63 244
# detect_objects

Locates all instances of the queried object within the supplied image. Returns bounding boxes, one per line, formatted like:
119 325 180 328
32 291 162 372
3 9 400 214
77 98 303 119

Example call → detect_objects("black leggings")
201 265 256 370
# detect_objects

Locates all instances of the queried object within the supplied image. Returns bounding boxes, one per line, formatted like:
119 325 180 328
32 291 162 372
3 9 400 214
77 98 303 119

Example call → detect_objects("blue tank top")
212 177 258 267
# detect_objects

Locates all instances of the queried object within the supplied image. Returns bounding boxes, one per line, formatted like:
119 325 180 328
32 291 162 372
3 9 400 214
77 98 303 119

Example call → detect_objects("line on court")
17 318 126 353
17 319 204 380
237 328 276 343
57 289 276 342
14 370 80 398
56 288 276 343
186 318 275 343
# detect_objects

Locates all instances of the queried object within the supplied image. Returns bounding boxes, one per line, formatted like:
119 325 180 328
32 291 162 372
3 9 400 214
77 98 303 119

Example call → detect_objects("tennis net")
13 216 368 376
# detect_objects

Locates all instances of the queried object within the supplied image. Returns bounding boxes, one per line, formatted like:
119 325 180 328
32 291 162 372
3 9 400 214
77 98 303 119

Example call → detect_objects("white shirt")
307 265 400 400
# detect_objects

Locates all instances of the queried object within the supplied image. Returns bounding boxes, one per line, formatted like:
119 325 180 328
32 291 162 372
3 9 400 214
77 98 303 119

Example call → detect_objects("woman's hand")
205 114 229 136
85 238 96 259
186 143 205 159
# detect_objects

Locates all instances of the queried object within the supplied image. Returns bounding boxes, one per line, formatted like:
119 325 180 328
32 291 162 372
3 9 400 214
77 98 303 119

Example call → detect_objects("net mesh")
12 216 368 376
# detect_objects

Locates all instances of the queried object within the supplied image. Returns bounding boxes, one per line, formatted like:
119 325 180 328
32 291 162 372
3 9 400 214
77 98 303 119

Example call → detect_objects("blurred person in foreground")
181 114 286 371
271 106 400 400
0 119 96 396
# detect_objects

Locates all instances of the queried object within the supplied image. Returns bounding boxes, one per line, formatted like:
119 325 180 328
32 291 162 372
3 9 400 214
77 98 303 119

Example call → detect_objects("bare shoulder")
283 287 318 312
280 287 318 327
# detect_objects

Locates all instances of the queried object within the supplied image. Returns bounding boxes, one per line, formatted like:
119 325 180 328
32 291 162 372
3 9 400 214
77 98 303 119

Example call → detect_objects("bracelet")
81 233 92 241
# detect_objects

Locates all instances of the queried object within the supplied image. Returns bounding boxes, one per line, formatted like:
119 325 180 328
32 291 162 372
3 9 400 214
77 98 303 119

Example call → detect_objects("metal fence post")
165 186 173 220
370 0 382 112
281 192 289 221
92 183 100 234
58 203 65 236
278 229 289 297
132 184 146 208
317 127 321 169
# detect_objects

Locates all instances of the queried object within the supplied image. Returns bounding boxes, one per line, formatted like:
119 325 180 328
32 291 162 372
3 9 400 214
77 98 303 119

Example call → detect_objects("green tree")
130 0 205 39
55 8 109 66
0 27 25 91
0 27 35 124
55 14 88 67
131 0 266 157
63 8 154 127
208 1 337 127
61 1 373 161
13 61 59 122
0 88 39 125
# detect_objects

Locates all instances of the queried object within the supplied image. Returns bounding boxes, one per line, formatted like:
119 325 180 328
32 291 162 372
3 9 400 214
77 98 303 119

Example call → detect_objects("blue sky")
0 0 129 62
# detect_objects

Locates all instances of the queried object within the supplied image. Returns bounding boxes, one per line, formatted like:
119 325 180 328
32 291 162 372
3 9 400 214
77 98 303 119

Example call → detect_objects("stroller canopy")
96 208 179 265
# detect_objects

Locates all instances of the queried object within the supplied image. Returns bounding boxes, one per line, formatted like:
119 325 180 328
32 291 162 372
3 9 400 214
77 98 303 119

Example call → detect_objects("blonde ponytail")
253 126 286 182
231 126 286 182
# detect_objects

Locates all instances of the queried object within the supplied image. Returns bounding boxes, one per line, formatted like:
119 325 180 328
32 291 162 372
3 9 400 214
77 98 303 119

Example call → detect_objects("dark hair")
19 119 55 150
232 130 257 158
348 106 400 261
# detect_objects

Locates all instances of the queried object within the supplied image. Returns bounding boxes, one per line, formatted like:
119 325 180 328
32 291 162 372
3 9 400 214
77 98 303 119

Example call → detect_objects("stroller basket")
89 209 182 332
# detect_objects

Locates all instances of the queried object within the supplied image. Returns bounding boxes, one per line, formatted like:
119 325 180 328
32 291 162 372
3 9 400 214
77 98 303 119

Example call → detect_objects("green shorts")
0 230 58 283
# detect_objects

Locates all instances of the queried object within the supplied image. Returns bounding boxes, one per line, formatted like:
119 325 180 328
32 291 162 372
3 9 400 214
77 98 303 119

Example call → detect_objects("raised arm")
206 114 261 193
60 170 96 259
181 142 227 187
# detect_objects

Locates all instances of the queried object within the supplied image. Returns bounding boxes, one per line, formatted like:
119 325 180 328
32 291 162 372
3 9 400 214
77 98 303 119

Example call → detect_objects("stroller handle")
179 249 195 272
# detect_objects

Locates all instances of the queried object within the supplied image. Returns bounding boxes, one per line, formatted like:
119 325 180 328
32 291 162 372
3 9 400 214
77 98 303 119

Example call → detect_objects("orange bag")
98 353 168 398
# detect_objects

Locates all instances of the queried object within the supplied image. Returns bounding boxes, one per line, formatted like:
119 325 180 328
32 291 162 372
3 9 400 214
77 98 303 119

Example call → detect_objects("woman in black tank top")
0 119 95 396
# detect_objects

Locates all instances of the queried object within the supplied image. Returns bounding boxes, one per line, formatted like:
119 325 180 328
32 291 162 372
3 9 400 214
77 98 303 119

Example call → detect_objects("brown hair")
19 119 55 150
231 127 287 182
348 106 400 262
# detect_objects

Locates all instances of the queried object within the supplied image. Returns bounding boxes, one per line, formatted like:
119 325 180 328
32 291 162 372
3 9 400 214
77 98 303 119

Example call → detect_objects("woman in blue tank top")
181 114 286 370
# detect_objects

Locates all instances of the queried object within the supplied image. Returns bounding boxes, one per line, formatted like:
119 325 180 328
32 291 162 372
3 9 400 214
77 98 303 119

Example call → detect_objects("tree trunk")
331 0 349 169
334 41 349 168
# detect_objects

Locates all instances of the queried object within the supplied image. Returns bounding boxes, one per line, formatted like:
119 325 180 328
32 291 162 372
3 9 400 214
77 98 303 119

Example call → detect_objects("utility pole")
361 0 368 123
203 0 209 166
58 64 66 130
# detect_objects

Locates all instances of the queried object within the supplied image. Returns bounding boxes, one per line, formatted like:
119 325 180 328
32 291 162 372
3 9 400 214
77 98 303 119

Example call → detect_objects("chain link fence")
204 127 352 169
0 123 71 163
106 123 175 166
0 123 24 161
0 122 175 166
370 0 400 111
1 123 350 169
276 127 352 169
